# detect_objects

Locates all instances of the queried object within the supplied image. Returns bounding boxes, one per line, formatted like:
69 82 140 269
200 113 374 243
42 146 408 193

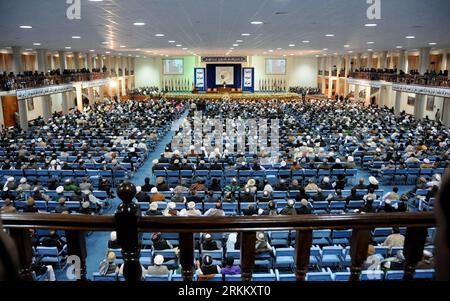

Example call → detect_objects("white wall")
287 56 319 88
134 57 162 89
26 93 64 121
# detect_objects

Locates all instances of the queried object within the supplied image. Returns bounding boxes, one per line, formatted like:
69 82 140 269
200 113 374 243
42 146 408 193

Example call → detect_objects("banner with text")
242 67 254 92
194 68 206 90
201 56 247 63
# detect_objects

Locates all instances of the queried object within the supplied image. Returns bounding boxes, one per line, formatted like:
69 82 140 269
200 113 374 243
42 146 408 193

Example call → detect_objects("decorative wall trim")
81 78 111 89
392 84 450 98
16 84 74 100
347 78 387 88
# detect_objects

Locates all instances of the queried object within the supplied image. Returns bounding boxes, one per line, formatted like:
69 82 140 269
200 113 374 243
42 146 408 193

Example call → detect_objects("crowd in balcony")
0 67 133 91
350 68 449 87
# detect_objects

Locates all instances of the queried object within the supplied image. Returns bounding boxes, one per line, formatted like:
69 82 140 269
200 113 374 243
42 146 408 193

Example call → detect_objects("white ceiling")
0 0 449 57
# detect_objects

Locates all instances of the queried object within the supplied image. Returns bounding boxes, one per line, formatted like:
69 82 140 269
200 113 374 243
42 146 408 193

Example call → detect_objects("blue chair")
275 269 296 281
333 271 351 281
331 229 352 245
385 270 404 280
312 229 331 245
92 272 117 281
414 269 435 279
224 274 242 281
270 231 290 247
361 270 384 281
144 270 173 281
274 247 294 269
36 246 67 268
252 269 276 281
320 246 343 268
306 271 333 281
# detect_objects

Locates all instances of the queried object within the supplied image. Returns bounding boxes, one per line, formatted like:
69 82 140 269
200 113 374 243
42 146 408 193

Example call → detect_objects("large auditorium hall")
0 0 449 296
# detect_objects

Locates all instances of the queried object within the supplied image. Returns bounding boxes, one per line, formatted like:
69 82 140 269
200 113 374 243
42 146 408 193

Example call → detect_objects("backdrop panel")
206 64 242 89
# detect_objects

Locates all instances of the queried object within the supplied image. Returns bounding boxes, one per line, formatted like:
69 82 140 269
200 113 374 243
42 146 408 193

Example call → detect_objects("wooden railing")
1 183 436 282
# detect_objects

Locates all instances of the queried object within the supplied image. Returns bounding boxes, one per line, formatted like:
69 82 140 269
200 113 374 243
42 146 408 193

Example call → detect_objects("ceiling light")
315 55 320 57
233 44 239 46
155 34 165 37
405 35 415 39
364 23 377 27
289 44 295 47
344 45 350 48
118 53 122 55
322 48 328 51
119 45 126 48
396 46 403 49
241 33 251 36
135 48 141 51
101 41 109 44
89 49 95 52
268 50 274 52
428 42 437 45
368 49 373 51
19 25 32 29
65 46 71 49
133 22 146 26
250 21 263 25
72 36 81 39
302 40 310 43
168 40 175 43
283 54 287 57
182 48 188 50
230 47 234 50
33 43 41 46
25 49 33 51
290 54 294 56
88 0 104 2
325 34 335 37
277 48 282 50
367 41 374 44
348 50 353 53
236 40 243 42
176 44 182 47
105 51 110 54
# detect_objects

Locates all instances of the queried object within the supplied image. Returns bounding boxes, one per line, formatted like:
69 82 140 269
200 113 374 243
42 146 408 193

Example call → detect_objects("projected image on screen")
215 66 234 85
265 59 286 75
163 59 184 75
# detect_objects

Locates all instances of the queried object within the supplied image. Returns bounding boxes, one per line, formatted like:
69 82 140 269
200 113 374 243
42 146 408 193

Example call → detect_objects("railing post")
179 233 195 281
240 231 256 281
294 229 312 281
114 181 142 281
9 228 33 281
403 227 428 280
65 230 87 281
349 228 371 281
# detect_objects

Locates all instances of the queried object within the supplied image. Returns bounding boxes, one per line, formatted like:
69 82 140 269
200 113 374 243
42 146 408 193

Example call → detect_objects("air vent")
275 11 288 15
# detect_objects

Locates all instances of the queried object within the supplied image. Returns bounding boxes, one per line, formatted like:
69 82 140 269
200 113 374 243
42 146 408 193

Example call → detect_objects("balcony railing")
1 208 435 281
349 72 450 88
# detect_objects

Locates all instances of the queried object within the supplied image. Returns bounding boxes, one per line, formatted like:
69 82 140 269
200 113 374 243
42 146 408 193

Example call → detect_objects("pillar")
367 52 373 69
121 78 126 96
75 84 83 112
441 51 448 72
336 56 342 96
41 95 51 123
327 56 333 98
356 53 362 70
121 56 126 76
61 92 70 115
86 53 93 71
394 91 402 114
36 49 47 73
414 94 426 120
97 54 103 70
58 51 67 70
88 87 95 105
99 86 105 101
419 47 431 75
320 57 326 94
398 50 406 74
442 98 450 125
18 99 28 130
354 85 360 100
73 52 80 70
379 51 388 69
12 46 23 74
